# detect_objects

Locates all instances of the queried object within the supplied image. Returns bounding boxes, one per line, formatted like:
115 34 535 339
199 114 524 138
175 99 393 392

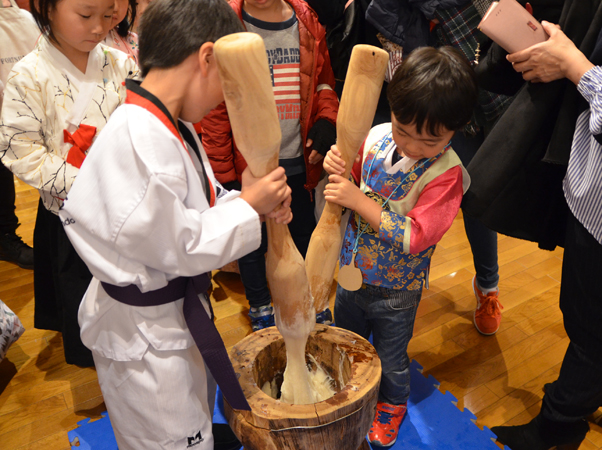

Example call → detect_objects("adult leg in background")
491 211 601 450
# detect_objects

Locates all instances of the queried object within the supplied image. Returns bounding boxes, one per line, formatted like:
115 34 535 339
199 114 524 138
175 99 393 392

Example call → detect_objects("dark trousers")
34 200 94 366
541 210 602 423
238 172 316 308
452 130 500 290
0 162 19 234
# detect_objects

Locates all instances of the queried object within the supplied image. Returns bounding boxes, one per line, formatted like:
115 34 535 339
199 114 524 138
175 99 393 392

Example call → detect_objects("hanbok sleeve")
379 166 464 254
0 66 80 201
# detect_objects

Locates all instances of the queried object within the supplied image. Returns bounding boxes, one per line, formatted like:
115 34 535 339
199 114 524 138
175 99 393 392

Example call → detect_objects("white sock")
477 281 498 295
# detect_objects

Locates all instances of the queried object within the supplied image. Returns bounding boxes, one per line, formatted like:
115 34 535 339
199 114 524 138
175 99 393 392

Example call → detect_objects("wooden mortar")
224 325 381 450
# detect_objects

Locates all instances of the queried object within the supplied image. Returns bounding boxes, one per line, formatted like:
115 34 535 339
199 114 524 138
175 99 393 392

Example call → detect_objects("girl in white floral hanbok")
0 0 137 366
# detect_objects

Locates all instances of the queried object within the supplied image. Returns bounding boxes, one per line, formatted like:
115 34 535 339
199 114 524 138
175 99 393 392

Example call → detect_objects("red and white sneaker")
368 401 407 447
473 276 503 335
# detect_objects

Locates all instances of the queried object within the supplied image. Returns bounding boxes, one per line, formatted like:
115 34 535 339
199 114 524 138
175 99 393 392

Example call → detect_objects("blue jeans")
334 284 422 405
452 130 499 290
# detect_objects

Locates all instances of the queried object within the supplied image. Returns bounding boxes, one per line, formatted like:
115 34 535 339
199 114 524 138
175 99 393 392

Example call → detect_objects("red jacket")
201 0 339 191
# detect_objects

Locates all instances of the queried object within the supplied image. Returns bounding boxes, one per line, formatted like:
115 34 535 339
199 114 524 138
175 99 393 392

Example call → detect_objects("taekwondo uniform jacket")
60 82 261 362
60 82 262 449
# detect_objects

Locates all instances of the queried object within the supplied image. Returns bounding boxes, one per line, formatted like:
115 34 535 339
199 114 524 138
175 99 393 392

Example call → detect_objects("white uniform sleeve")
61 108 260 290
115 171 259 278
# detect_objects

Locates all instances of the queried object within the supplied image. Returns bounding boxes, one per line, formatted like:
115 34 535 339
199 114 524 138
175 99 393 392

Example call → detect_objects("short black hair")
29 0 135 42
138 0 244 77
387 46 478 136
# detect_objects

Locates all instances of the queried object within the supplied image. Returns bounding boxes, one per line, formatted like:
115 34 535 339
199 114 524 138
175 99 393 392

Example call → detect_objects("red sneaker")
368 401 407 447
473 276 503 335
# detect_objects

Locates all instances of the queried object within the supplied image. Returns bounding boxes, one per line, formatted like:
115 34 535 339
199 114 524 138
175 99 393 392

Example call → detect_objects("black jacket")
365 0 470 52
463 0 602 250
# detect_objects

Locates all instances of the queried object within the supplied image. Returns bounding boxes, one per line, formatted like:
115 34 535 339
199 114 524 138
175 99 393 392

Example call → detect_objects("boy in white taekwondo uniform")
59 0 293 448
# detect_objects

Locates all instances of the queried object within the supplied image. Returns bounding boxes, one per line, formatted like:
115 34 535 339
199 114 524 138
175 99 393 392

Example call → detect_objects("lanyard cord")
350 134 437 256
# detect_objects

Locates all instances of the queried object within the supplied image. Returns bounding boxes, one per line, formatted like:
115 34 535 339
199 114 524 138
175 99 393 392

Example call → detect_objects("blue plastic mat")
391 360 504 450
69 360 505 449
68 412 118 449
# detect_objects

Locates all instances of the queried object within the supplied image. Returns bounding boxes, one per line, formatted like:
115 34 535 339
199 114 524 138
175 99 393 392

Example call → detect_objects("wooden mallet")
214 32 316 404
305 45 389 313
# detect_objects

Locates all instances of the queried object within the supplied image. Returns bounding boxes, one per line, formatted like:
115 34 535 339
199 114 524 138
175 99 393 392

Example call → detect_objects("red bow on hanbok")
64 124 97 169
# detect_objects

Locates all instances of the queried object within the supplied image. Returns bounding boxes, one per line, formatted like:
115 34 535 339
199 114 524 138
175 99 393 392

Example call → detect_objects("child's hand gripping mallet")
305 45 389 309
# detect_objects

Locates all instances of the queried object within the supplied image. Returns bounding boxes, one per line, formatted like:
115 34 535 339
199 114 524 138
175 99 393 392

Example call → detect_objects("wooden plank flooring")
1 179 601 450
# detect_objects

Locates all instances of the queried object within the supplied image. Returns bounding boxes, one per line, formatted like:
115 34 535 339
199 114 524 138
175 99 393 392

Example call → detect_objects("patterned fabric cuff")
577 66 602 102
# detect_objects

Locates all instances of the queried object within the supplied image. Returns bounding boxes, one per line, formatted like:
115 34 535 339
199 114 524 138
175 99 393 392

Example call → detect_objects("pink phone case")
478 0 548 53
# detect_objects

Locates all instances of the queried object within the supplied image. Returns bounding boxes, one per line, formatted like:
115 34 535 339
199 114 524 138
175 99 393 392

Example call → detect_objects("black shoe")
491 414 589 450
0 232 34 270
212 423 241 450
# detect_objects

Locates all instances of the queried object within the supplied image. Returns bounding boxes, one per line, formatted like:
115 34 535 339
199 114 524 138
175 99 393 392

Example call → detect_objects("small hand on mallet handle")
323 145 382 232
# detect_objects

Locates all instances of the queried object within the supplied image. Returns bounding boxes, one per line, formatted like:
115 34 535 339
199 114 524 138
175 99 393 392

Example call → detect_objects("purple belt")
101 274 251 411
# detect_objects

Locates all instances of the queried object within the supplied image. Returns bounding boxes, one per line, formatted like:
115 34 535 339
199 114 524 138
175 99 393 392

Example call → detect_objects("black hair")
29 0 135 42
138 0 244 77
30 0 57 41
387 46 478 136
115 0 137 38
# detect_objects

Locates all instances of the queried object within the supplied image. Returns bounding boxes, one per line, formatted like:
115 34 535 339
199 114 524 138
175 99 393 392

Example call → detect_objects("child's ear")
198 42 215 77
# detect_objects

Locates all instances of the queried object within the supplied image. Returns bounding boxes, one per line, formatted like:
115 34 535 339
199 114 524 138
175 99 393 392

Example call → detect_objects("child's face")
391 114 455 160
50 0 114 58
180 46 224 123
111 0 129 29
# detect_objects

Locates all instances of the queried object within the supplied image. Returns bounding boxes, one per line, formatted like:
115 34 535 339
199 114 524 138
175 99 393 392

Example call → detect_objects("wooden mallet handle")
215 33 316 404
214 32 314 336
305 45 389 313
214 33 281 177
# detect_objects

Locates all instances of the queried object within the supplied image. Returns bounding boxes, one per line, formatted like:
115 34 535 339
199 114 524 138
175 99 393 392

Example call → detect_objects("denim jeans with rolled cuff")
334 283 422 406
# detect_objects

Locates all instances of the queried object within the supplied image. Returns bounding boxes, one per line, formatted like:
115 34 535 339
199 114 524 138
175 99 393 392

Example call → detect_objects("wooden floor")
1 179 601 450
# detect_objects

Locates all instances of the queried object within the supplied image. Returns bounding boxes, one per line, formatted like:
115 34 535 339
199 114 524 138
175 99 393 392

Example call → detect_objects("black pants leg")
238 172 316 308
34 201 60 331
0 162 19 234
285 172 316 258
34 201 94 366
237 223 270 309
541 211 602 422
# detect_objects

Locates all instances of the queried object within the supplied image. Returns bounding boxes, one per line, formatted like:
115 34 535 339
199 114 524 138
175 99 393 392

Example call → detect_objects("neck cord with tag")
338 133 444 291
